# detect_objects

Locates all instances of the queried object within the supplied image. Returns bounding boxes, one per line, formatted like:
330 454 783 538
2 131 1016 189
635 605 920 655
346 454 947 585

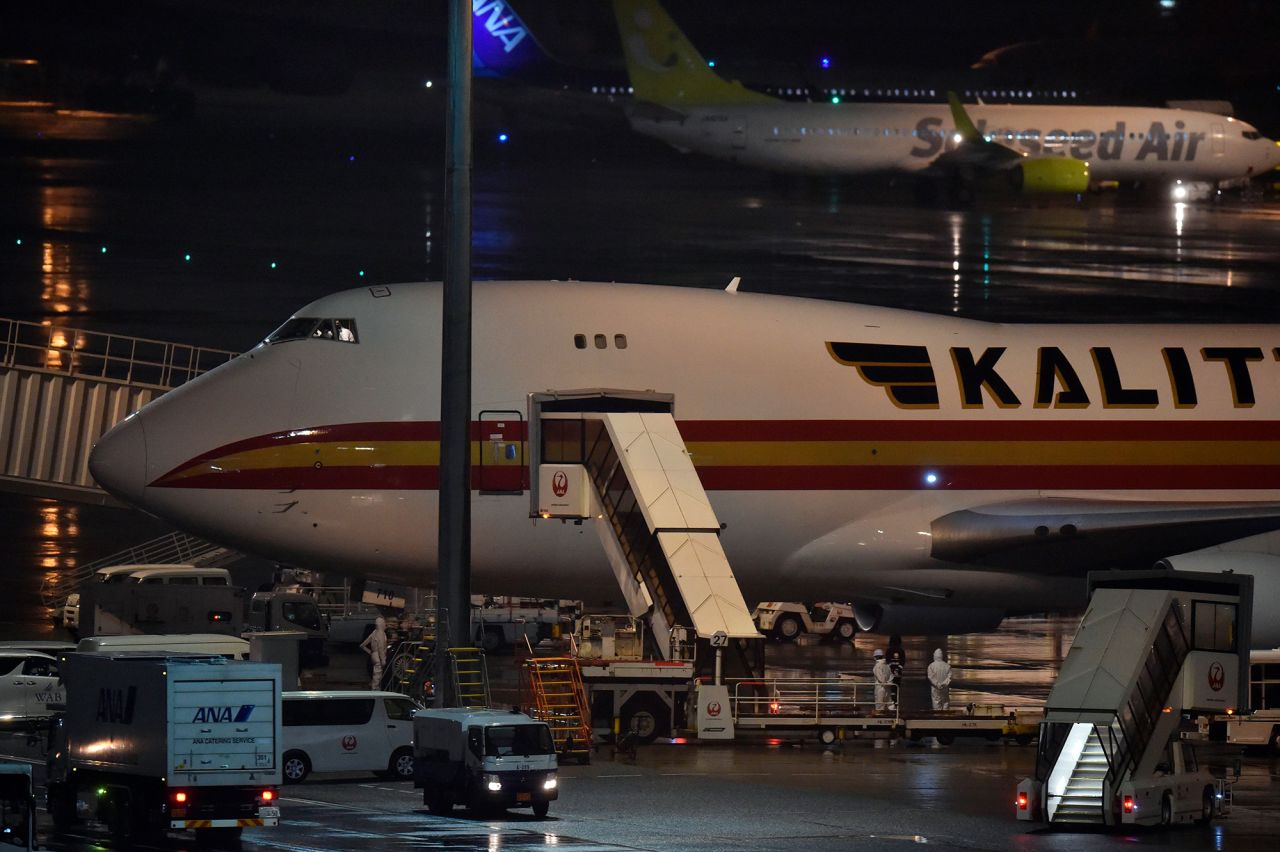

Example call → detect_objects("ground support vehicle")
0 763 35 850
280 690 416 783
1201 648 1280 752
903 706 1043 745
246 591 329 667
580 659 694 744
80 580 245 639
473 601 570 654
753 602 857 642
413 709 558 817
46 654 281 846
1113 739 1229 827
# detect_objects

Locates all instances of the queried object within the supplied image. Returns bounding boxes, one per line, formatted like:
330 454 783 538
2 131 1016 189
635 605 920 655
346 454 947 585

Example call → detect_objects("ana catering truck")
47 654 282 846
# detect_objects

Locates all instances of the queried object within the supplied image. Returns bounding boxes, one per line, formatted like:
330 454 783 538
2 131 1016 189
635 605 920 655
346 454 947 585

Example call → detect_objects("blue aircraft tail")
471 0 554 78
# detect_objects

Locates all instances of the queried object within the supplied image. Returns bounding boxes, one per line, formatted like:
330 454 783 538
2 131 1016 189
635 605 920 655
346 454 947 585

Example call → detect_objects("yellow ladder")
524 656 592 764
449 647 492 708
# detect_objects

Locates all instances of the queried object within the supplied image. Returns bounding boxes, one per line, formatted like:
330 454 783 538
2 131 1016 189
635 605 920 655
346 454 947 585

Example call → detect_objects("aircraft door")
731 116 747 150
1211 123 1225 157
476 410 526 493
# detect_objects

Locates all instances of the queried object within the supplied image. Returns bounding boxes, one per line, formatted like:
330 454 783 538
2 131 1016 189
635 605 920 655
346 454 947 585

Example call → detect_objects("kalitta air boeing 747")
91 281 1280 646
610 0 1277 195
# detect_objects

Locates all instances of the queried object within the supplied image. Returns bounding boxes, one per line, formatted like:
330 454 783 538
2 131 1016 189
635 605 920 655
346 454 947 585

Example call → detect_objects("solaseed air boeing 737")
611 0 1277 195
90 281 1280 646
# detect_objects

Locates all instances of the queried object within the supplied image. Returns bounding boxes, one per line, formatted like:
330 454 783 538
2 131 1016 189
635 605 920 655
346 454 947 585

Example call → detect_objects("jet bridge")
1017 569 1251 826
530 393 759 668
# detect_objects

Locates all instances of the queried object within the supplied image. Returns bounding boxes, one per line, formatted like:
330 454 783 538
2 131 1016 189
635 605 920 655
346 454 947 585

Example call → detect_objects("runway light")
270 261 277 269
831 96 840 104
183 253 191 262
820 57 831 69
100 246 107 254
14 239 20 245
424 80 434 88
497 132 509 144
358 270 365 277
707 59 716 68
348 154 356 162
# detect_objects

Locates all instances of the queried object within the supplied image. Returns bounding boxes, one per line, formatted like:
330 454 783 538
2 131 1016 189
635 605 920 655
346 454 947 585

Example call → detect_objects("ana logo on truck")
97 686 138 724
191 705 256 724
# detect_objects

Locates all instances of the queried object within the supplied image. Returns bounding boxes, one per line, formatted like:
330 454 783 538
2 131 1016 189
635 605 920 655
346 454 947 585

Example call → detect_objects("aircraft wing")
931 498 1280 571
923 92 1091 193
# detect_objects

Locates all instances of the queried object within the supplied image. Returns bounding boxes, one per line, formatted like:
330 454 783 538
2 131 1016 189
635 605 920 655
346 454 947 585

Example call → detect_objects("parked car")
0 651 62 725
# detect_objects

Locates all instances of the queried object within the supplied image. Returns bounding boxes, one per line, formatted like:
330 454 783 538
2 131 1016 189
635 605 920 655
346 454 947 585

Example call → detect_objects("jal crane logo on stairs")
552 470 569 498
1207 662 1225 692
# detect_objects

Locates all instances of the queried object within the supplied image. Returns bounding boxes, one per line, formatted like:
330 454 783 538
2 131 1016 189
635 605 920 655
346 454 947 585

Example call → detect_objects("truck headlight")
543 775 558 791
484 774 502 792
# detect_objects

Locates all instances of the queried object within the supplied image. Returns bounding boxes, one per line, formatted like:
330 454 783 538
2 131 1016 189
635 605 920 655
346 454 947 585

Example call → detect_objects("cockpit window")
1241 130 1261 140
265 317 358 344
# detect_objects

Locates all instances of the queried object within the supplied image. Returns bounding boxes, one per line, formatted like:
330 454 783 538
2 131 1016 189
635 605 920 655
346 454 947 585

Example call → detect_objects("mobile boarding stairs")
528 392 761 682
1017 569 1251 827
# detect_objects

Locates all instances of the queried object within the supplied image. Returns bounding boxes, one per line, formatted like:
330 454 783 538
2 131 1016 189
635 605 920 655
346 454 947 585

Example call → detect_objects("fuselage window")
1242 130 1260 140
614 334 628 350
594 334 607 350
573 334 587 349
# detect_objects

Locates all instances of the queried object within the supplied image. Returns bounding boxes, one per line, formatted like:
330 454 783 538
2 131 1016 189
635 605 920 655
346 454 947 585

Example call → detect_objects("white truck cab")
413 708 558 817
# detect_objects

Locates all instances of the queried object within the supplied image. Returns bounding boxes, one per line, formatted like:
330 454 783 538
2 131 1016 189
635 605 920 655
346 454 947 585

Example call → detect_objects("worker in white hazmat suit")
872 648 894 712
360 616 388 690
927 648 953 710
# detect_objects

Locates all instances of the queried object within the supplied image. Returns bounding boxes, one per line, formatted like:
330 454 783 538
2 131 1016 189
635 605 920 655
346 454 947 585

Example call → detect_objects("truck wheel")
385 747 415 781
1160 792 1173 826
479 627 505 654
936 733 955 746
282 750 311 783
620 694 668 743
774 614 803 642
533 801 550 818
832 620 856 641
1199 786 1214 823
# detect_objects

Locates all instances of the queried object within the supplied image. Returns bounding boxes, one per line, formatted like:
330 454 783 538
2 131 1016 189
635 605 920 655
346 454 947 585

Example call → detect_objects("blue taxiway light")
820 57 831 69
497 133 509 144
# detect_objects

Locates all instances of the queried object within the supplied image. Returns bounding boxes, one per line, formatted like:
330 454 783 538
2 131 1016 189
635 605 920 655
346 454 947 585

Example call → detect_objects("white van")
92 564 200 583
75 633 250 659
280 691 416 783
123 567 231 586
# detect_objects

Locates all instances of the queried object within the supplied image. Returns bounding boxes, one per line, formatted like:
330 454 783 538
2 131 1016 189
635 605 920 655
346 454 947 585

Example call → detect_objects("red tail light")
173 791 188 804
1017 792 1028 810
261 789 275 802
1123 795 1135 813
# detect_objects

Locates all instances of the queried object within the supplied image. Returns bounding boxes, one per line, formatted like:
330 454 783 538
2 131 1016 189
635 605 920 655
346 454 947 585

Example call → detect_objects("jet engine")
1009 157 1090 194
852 602 1005 635
1156 551 1280 649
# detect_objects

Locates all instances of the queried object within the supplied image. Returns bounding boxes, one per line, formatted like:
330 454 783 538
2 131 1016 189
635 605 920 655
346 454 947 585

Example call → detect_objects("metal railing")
39 530 239 607
1 316 238 390
730 677 899 723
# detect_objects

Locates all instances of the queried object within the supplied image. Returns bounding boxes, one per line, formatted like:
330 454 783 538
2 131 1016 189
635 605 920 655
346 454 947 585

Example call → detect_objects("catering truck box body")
47 653 281 844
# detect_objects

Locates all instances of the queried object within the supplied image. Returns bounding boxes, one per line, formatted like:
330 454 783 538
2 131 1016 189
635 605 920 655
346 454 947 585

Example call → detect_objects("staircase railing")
39 530 240 607
1102 603 1190 794
580 422 691 635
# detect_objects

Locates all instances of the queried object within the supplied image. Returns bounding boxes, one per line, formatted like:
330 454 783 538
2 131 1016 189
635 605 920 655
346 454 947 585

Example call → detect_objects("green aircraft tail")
611 0 773 107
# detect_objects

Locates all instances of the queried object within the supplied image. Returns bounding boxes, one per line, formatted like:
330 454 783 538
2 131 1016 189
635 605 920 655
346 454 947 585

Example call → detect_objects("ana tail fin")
472 0 552 79
611 0 772 107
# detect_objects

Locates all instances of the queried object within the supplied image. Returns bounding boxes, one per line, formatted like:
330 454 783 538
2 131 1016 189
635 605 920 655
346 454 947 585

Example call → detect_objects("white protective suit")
927 648 953 710
872 652 894 712
360 616 388 690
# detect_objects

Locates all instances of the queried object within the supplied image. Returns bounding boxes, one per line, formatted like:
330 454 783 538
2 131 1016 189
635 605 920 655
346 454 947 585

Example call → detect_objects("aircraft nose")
90 413 148 504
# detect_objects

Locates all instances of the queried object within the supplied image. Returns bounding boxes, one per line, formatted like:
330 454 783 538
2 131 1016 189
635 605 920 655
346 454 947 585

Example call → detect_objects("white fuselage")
630 102 1278 183
89 282 1280 635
